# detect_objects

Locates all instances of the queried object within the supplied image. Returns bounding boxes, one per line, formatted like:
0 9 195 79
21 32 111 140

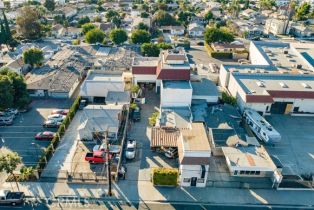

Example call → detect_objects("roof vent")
279 82 288 88
256 81 265 87
296 64 303 69
302 83 311 89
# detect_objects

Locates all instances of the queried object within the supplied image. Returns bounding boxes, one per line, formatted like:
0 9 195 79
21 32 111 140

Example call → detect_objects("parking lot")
265 115 314 176
0 98 72 167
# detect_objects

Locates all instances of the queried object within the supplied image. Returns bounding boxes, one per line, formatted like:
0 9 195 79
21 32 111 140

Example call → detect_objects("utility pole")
105 130 112 196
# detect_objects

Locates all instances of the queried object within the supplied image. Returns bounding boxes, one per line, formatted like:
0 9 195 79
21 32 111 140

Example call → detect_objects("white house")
178 123 211 187
264 18 288 35
80 71 125 103
161 26 185 36
160 81 192 107
188 22 205 37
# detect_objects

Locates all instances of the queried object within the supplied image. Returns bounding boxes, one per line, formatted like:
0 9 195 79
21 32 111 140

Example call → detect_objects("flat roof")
181 123 211 152
106 91 130 105
86 72 123 82
132 57 159 67
252 41 314 72
222 146 277 171
160 106 191 129
162 80 192 89
191 78 218 96
234 74 314 95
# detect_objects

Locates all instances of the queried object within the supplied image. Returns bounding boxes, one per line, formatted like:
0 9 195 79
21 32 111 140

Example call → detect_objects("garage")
270 102 293 114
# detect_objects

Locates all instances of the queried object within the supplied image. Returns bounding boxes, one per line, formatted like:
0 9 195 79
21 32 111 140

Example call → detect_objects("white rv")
243 109 281 144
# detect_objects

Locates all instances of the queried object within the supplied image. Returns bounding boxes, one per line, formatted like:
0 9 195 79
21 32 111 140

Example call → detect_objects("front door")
191 177 197 186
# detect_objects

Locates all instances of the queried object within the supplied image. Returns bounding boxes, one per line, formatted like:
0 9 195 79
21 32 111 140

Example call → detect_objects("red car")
35 131 55 140
85 151 111 164
51 109 69 116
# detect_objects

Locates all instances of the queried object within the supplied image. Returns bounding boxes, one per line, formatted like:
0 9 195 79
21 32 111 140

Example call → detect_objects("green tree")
229 0 241 17
131 29 151 44
136 23 149 31
178 11 192 24
158 2 168 10
0 75 14 110
85 28 105 44
0 152 22 191
141 43 160 57
141 12 149 18
109 29 127 45
294 2 311 21
78 16 90 27
16 6 42 39
156 42 173 50
204 27 234 44
204 11 214 22
81 23 96 34
154 10 177 26
44 0 55 12
1 11 14 49
112 16 121 28
259 0 276 10
105 10 119 22
0 69 30 109
23 48 44 67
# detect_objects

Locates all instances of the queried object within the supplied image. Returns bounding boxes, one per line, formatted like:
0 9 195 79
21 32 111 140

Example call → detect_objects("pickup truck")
0 190 25 206
85 151 110 164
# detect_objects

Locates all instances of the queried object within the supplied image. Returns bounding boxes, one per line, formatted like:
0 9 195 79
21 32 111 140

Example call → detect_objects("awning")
150 127 180 148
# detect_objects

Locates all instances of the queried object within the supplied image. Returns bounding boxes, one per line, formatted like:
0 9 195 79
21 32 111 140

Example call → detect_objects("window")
197 178 205 183
240 171 245 175
183 178 190 182
293 107 299 112
250 171 255 175
245 171 250 175
255 171 261 175
234 170 238 175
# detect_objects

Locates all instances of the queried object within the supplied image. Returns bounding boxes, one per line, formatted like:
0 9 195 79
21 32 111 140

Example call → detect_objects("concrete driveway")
123 90 178 182
0 98 72 167
265 115 314 176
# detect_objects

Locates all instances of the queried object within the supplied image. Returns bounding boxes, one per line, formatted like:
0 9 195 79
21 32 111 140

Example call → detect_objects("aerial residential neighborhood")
0 0 314 209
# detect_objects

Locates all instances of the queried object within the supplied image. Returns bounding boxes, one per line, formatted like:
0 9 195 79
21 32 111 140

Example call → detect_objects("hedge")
152 168 178 186
221 91 237 106
211 51 232 59
36 96 81 174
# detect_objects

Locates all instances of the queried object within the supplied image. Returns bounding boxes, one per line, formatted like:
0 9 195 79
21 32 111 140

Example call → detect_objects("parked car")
0 112 14 120
125 139 136 160
47 114 66 122
85 151 110 164
51 109 68 116
0 118 13 126
35 131 55 140
0 190 25 206
5 108 18 115
132 108 141 121
164 147 178 159
93 144 120 154
79 99 87 110
43 120 61 128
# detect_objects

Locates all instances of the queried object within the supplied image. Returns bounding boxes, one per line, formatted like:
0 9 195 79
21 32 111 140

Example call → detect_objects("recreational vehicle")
243 109 281 144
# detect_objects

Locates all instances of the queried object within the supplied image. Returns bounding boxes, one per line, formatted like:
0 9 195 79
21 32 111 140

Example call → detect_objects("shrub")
211 51 232 59
131 85 140 94
148 111 159 126
130 103 138 110
221 91 237 106
72 39 80 45
152 168 178 186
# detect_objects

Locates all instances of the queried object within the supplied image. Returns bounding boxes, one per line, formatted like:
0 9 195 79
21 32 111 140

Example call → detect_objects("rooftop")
222 146 277 171
162 80 192 90
132 57 159 67
106 91 130 105
181 123 211 152
160 106 192 129
86 71 123 82
191 78 218 96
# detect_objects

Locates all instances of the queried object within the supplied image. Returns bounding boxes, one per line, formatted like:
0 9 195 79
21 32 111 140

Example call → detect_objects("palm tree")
20 166 35 181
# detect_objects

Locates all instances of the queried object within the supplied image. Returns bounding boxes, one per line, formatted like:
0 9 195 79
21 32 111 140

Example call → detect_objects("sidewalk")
2 180 314 207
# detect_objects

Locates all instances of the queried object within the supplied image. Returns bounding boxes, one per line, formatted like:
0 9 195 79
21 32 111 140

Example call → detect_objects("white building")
264 18 288 35
80 71 125 103
160 81 192 107
220 41 314 115
78 104 123 141
178 123 211 187
188 22 205 37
